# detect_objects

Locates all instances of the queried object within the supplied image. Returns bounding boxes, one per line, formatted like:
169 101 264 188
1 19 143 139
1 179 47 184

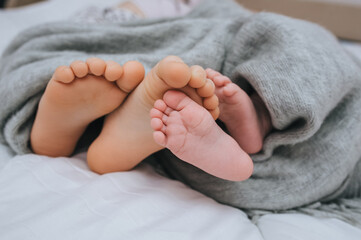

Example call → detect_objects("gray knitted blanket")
0 0 360 227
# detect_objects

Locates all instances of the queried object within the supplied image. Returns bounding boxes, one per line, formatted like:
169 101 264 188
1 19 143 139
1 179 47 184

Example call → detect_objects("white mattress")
1 1 361 239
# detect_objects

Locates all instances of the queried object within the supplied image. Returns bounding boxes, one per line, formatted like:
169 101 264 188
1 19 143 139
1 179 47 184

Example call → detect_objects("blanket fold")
0 0 360 227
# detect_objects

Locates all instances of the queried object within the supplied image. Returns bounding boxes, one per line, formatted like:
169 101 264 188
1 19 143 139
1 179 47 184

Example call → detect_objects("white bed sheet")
1 1 361 239
1 152 361 240
0 153 262 240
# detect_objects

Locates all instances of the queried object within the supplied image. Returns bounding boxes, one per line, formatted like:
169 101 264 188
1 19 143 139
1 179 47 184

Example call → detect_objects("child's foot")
30 58 145 157
150 90 253 181
87 56 219 174
206 68 272 154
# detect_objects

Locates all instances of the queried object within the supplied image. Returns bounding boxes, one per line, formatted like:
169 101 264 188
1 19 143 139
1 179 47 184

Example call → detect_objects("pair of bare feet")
30 56 271 181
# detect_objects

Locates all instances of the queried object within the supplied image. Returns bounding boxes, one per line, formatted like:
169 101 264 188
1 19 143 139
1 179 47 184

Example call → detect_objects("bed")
1 0 361 239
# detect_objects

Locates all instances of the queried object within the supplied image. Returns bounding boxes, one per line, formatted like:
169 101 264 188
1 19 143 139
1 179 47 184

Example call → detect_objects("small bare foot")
150 90 253 181
30 58 145 157
87 56 220 174
206 68 272 154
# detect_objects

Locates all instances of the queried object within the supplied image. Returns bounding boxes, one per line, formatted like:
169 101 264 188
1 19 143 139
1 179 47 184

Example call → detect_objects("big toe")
163 90 194 111
157 57 191 88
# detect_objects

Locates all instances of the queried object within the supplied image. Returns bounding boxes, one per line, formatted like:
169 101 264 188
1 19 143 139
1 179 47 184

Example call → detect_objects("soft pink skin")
206 68 272 154
86 56 219 174
150 90 253 181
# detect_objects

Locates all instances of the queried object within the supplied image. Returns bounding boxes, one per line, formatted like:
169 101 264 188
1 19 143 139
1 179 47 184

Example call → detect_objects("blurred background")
238 0 361 42
0 0 360 41
0 0 45 8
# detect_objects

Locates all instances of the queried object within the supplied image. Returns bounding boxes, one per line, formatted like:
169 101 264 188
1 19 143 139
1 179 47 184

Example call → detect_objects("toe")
212 76 229 87
205 68 221 79
203 95 219 110
223 83 239 97
150 118 164 131
214 76 231 86
86 58 106 76
197 79 215 98
163 90 191 111
104 61 123 81
210 76 222 87
210 107 220 120
162 55 184 63
161 114 169 124
157 57 191 88
163 107 173 116
116 61 145 93
53 66 75 83
179 86 203 106
223 76 232 83
150 107 164 118
188 65 206 88
154 99 167 112
153 131 166 147
70 60 88 78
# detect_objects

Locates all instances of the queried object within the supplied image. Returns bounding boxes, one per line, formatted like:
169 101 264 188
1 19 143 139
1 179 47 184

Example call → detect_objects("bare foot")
206 68 272 154
150 90 253 181
30 58 145 157
87 56 220 174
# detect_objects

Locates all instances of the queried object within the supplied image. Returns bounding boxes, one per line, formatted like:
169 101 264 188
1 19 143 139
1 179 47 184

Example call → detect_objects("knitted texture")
0 0 360 227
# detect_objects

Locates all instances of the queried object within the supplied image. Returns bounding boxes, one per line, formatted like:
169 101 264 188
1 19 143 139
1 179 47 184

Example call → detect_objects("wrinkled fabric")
0 0 360 227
